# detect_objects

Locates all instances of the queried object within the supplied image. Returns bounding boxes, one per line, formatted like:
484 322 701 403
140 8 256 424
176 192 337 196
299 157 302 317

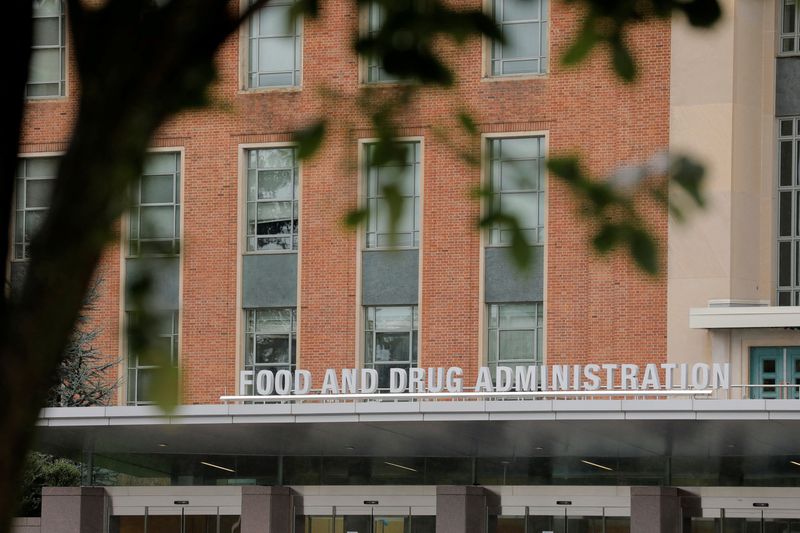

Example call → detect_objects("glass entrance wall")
300 515 435 533
109 509 240 533
489 513 628 533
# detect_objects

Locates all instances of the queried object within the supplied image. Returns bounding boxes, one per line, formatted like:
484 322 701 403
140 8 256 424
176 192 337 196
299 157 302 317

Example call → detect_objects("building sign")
239 363 730 396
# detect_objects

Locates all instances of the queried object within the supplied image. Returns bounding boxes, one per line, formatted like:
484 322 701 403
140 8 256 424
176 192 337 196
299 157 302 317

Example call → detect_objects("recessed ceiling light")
535 447 544 451
344 445 355 451
158 443 168 447
200 461 235 473
384 461 417 473
580 459 613 471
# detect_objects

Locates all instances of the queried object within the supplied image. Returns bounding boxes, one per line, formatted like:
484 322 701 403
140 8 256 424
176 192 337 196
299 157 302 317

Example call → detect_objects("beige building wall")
668 0 777 365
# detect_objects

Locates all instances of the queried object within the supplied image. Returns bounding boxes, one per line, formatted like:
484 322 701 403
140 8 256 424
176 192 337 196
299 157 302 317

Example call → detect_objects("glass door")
749 347 800 399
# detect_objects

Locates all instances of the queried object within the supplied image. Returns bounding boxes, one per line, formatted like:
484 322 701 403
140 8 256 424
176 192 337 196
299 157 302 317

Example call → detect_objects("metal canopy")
34 399 800 459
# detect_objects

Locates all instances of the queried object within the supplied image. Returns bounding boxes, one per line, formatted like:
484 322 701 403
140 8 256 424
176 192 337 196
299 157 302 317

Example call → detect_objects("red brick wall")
18 0 670 403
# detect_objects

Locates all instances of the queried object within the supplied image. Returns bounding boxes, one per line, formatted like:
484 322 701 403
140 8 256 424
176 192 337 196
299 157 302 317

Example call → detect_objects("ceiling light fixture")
790 461 800 468
158 443 168 448
580 459 613 471
200 461 235 473
384 461 418 473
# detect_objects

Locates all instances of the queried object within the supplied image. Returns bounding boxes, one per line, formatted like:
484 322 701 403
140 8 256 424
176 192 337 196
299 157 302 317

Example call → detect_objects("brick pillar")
436 486 492 533
630 487 700 533
241 486 295 533
40 487 108 533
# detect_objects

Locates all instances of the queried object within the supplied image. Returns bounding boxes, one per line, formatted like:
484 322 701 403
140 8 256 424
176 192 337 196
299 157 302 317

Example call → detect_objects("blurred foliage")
548 153 705 273
17 453 80 517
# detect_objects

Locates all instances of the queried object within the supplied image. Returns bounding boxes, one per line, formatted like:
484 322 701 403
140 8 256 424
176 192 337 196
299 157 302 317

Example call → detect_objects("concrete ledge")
690 306 800 329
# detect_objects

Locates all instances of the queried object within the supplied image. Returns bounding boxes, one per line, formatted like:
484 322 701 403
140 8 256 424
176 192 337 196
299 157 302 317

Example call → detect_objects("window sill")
481 73 549 83
362 247 419 252
239 86 303 95
26 95 68 102
242 250 298 256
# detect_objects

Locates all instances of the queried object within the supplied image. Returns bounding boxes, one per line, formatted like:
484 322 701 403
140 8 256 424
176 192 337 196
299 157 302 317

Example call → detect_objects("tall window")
487 136 545 245
778 117 800 305
13 157 57 260
782 0 799 54
244 308 297 391
487 303 543 372
129 152 181 257
365 142 421 248
364 306 418 390
246 147 299 251
127 311 179 405
490 0 548 76
248 0 302 88
365 2 397 83
28 0 66 98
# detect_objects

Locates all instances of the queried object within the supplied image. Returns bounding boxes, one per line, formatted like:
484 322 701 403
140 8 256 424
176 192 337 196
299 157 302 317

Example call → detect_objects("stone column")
436 486 492 533
630 487 700 533
241 486 295 533
40 487 108 533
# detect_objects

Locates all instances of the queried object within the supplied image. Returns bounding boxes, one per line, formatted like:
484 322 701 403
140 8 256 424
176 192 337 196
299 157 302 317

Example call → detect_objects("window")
129 152 181 257
13 156 58 260
246 147 299 251
750 346 800 399
781 0 799 54
487 136 545 245
244 308 297 390
778 118 800 305
28 0 66 98
487 303 543 372
490 0 548 76
247 0 302 88
365 141 421 248
127 311 179 405
364 306 418 390
364 2 398 83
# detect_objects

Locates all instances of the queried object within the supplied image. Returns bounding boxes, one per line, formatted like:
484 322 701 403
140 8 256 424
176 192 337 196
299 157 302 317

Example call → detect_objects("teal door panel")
750 347 783 399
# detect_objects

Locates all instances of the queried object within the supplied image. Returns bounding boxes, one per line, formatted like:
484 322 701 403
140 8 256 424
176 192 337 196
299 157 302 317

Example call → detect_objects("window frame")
243 0 303 90
11 153 62 262
779 0 800 56
126 150 182 258
363 305 419 390
360 1 401 85
484 0 550 79
242 307 298 395
361 139 423 251
484 134 548 248
486 302 544 371
776 117 800 305
126 310 180 406
27 0 67 99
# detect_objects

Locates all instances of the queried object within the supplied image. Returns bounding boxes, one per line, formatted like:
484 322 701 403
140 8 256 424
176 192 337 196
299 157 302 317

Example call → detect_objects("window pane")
501 192 538 230
375 307 413 330
781 191 793 237
500 59 539 75
780 141 793 187
784 0 797 33
33 0 61 17
255 335 290 364
26 157 58 177
256 308 292 333
25 180 54 208
24 211 45 241
259 37 295 72
140 174 174 204
503 0 541 21
259 5 292 36
143 153 177 175
375 333 411 362
29 49 60 83
499 330 534 360
259 72 294 87
782 119 795 137
503 23 540 60
258 169 294 199
780 241 792 287
140 206 175 239
499 303 537 329
257 201 293 232
32 17 60 46
500 159 539 191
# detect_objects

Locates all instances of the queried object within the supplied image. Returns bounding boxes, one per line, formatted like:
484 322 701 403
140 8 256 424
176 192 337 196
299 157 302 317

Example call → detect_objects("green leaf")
458 111 478 135
547 157 582 183
680 0 722 27
562 20 599 65
294 120 327 160
151 362 179 412
593 224 621 253
611 39 636 82
628 228 658 274
344 209 369 227
290 0 319 19
670 155 706 207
